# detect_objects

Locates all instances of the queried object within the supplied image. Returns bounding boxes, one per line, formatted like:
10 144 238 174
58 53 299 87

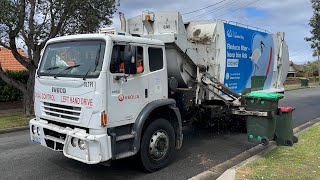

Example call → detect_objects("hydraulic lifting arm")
198 72 269 117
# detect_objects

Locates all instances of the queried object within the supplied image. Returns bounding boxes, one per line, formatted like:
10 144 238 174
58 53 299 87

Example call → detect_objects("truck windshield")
38 40 105 78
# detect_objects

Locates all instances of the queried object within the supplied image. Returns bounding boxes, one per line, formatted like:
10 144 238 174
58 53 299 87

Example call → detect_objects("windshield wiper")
83 43 101 80
54 64 81 79
38 66 60 77
44 66 60 72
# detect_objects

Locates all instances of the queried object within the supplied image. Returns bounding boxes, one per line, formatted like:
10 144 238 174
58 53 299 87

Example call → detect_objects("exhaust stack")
119 12 126 32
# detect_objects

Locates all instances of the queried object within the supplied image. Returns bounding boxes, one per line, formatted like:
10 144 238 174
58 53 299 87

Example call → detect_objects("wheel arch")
132 99 183 154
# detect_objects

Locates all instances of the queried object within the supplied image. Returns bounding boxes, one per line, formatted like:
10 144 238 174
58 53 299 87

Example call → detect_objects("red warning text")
34 92 56 101
61 96 93 106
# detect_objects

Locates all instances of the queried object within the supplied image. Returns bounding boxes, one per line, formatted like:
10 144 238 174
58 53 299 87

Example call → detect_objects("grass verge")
236 124 320 180
285 82 320 91
0 112 31 129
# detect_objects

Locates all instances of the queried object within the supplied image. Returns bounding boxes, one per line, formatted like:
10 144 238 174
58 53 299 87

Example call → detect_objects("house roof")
289 61 304 72
0 47 27 71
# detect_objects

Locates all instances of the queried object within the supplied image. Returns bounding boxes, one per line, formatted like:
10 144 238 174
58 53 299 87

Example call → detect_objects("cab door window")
110 45 125 73
148 47 163 72
110 45 144 74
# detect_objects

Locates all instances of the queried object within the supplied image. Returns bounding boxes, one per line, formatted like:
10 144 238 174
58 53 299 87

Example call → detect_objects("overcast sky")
110 0 315 65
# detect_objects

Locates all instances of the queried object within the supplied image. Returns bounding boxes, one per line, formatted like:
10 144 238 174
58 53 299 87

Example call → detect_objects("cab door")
146 46 168 102
108 44 149 126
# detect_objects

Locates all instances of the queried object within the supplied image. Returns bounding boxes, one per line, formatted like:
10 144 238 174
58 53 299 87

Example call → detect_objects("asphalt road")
1 87 319 180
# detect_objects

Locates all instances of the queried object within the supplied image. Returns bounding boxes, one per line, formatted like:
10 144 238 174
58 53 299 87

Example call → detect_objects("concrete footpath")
190 116 320 180
0 126 29 135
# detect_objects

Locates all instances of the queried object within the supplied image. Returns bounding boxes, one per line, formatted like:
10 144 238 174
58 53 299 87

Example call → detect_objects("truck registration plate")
32 135 41 144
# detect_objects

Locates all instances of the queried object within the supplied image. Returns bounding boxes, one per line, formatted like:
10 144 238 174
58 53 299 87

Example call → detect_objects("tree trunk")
24 68 35 116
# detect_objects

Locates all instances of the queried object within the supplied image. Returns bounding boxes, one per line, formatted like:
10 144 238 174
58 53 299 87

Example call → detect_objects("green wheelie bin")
299 78 309 87
275 107 298 146
245 92 284 146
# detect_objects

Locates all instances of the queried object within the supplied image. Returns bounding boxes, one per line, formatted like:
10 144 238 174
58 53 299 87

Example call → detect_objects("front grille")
43 128 66 140
42 102 81 121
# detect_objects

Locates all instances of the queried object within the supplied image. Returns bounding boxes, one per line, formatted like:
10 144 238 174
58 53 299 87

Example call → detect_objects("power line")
182 0 229 15
290 53 313 60
292 54 313 61
193 0 238 20
293 57 316 64
290 54 314 64
290 51 311 57
291 47 309 53
290 48 311 55
290 51 313 59
290 48 312 56
186 0 238 21
215 0 262 19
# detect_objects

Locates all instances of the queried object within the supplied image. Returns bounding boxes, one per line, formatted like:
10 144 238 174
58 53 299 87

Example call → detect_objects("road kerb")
285 86 319 91
189 117 320 180
0 126 29 135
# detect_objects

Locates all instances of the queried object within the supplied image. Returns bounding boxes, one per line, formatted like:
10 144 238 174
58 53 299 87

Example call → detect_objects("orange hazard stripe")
266 47 273 76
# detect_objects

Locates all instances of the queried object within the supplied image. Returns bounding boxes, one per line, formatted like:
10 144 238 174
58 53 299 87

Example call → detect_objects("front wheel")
140 118 176 172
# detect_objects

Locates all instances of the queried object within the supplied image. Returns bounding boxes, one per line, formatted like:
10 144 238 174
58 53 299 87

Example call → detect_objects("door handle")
145 89 148 98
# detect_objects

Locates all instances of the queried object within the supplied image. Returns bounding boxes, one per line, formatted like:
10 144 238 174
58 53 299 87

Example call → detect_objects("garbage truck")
29 11 290 172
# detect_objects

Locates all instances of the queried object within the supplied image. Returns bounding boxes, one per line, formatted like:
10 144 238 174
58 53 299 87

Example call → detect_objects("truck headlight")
78 139 86 150
37 127 41 136
71 137 77 147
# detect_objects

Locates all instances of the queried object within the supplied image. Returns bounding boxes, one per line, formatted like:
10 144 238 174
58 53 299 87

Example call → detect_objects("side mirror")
124 45 137 75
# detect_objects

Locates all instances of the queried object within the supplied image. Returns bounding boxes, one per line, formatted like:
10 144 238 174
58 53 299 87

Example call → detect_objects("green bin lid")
245 92 284 99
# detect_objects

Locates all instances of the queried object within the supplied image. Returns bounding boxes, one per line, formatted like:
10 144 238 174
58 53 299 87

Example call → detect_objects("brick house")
0 46 27 71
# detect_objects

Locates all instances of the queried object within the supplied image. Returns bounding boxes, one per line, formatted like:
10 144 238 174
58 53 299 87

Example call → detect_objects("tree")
305 0 320 57
301 60 320 77
0 0 118 116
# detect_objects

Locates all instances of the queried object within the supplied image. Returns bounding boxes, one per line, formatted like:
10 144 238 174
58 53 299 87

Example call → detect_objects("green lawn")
0 112 32 129
285 82 320 91
236 124 320 180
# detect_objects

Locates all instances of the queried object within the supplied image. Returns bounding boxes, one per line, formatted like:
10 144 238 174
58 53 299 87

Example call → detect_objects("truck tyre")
140 118 176 172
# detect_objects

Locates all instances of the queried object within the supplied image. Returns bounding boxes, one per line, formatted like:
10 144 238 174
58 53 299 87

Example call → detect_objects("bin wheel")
285 139 293 146
273 134 277 141
292 136 298 143
261 137 269 146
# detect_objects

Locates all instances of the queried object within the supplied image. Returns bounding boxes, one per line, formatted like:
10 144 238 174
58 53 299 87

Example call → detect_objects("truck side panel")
222 23 278 94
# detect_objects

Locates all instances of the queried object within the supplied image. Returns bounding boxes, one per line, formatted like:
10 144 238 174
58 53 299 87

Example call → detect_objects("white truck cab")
30 33 183 171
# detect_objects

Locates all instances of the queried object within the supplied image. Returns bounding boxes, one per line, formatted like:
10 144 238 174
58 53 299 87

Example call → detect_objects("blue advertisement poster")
223 23 274 94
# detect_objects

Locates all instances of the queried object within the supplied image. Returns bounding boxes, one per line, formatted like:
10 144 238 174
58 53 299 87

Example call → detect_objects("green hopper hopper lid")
245 92 284 99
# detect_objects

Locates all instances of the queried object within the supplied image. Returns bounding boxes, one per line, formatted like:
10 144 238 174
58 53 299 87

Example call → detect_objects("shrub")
0 70 29 101
296 73 305 77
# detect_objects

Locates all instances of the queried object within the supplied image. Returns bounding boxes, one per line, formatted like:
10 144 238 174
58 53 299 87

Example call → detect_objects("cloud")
111 0 315 64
